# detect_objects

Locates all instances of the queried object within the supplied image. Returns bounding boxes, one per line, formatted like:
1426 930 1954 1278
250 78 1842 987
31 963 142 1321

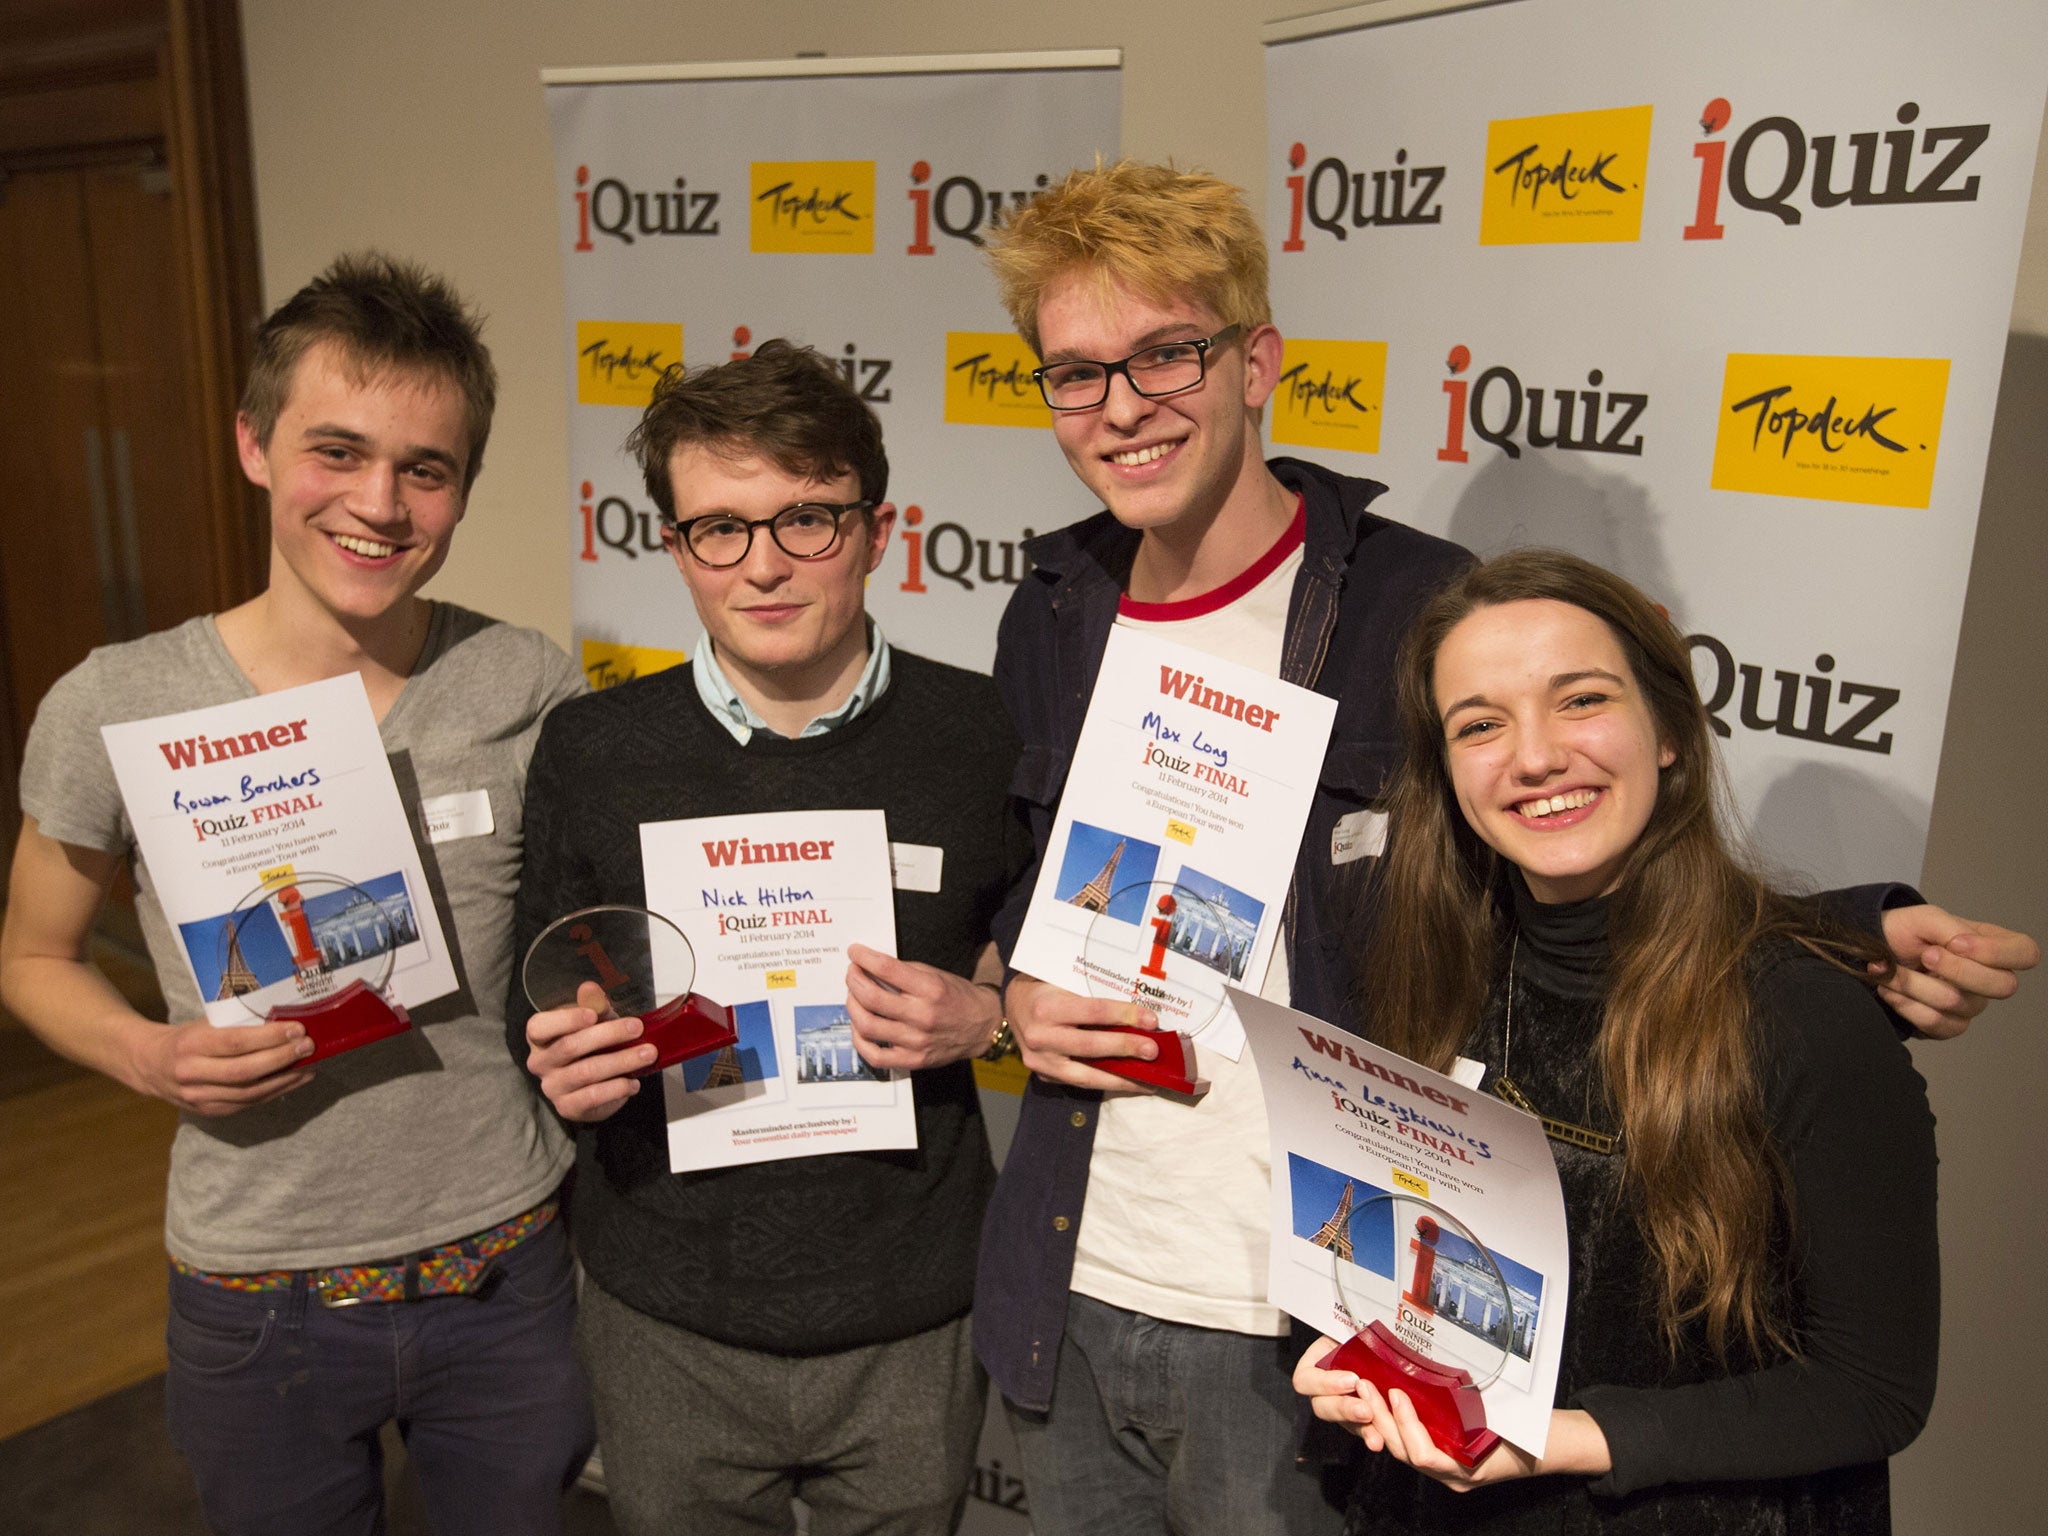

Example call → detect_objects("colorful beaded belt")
171 1198 556 1307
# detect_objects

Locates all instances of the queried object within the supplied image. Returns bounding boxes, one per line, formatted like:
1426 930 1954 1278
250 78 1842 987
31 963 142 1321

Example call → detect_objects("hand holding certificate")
98 675 458 1065
1007 627 1338 1092
1236 987 1570 1463
639 809 918 1172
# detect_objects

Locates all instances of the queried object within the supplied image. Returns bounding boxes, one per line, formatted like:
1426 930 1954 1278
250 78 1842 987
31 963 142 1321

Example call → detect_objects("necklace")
1491 934 1623 1156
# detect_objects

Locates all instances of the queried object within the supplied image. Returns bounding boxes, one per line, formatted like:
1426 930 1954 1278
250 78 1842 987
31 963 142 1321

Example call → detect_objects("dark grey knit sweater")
508 651 1031 1354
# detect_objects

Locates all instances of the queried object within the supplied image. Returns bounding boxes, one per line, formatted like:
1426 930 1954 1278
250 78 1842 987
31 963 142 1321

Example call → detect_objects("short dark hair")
624 339 888 521
240 252 497 491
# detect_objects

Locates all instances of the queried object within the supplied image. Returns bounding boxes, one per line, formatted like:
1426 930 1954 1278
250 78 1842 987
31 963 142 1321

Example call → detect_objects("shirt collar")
692 618 892 745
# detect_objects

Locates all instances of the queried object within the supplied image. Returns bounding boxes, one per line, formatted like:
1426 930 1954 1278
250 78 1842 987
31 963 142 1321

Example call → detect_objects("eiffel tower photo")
215 925 260 1000
1310 1180 1356 1263
1067 838 1126 914
701 1045 745 1088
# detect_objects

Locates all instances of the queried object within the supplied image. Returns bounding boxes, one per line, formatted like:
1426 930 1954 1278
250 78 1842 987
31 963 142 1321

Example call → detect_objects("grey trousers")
577 1276 985 1536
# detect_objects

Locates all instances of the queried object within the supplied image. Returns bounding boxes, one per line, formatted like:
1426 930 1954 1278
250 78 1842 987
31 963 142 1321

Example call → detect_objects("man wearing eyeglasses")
974 161 2037 1536
509 340 1029 1536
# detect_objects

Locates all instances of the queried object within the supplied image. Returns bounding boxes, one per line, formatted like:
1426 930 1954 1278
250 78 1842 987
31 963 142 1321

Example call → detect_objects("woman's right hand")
1293 1336 1382 1443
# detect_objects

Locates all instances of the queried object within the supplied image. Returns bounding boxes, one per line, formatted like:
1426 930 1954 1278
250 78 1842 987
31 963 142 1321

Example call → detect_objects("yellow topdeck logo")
1710 354 1949 509
580 638 689 692
1480 105 1652 245
750 161 875 254
943 332 1051 428
575 321 681 407
1270 339 1387 455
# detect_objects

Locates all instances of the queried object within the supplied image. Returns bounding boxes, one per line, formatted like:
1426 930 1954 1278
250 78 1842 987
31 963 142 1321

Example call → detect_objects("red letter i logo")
1438 346 1470 464
908 160 935 255
1283 143 1307 252
1685 99 1731 242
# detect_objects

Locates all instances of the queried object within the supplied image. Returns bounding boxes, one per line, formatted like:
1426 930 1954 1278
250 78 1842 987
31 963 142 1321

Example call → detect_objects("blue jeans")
164 1214 595 1536
1004 1294 1343 1536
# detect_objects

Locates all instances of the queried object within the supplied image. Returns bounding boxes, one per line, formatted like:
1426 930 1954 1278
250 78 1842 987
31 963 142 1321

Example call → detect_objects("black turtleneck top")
1349 875 1940 1534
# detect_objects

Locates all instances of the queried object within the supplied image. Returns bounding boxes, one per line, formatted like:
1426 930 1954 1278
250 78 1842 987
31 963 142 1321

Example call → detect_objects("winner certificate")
1008 626 1337 1078
640 808 915 1172
98 675 458 1054
1237 987 1569 1460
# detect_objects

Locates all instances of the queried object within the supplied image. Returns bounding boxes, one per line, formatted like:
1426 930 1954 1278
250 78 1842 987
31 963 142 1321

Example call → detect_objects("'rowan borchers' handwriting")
1491 144 1626 209
755 182 862 227
1730 386 1906 458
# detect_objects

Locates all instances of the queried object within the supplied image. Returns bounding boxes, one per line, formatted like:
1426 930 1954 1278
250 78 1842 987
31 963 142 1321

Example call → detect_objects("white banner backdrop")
545 52 1117 692
545 51 1123 1535
1266 0 2047 888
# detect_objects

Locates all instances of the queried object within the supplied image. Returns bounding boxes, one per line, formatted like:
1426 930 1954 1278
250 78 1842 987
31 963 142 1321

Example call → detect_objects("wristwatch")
980 984 1016 1061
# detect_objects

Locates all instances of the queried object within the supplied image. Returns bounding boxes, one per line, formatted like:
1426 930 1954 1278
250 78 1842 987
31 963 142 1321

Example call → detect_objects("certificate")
99 674 457 1026
1236 987 1569 1458
1008 626 1337 1059
640 808 916 1172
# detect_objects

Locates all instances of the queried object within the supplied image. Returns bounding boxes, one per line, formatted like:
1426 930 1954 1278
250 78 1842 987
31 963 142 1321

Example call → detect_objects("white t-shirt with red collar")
1068 500 1305 1337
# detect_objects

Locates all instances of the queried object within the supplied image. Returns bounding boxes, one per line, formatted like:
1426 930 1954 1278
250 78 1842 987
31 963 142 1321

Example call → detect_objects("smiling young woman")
1299 548 1939 1534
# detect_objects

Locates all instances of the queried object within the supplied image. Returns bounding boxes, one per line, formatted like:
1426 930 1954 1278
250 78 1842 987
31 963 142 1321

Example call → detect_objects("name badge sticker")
1331 808 1389 865
890 842 944 893
421 789 495 845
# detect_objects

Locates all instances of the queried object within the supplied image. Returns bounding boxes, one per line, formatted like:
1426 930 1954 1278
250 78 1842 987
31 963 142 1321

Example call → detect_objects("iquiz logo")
725 324 893 402
1279 140 1445 250
1435 345 1646 463
575 480 664 564
897 505 1037 595
570 165 721 249
1689 635 1898 755
906 161 1053 252
1683 97 1988 239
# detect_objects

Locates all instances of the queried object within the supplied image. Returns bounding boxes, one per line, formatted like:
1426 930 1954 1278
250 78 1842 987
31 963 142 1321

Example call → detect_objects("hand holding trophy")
521 905 737 1075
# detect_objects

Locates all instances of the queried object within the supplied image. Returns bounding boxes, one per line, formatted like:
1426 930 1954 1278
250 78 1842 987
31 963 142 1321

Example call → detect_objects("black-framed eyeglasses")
667 500 873 568
1032 325 1244 411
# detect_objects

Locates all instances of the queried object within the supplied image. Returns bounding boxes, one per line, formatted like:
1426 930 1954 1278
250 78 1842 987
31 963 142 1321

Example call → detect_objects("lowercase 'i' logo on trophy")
219 872 415 1063
1320 1192 1509 1469
522 905 736 1075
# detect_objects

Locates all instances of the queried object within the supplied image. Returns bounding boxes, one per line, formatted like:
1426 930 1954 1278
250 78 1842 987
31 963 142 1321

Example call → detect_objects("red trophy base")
269 979 412 1064
632 993 739 1077
1321 1321 1501 1469
1085 1025 1209 1096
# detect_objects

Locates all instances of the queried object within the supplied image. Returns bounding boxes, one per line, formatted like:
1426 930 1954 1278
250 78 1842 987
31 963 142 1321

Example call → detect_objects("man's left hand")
845 943 1003 1071
1878 904 2039 1039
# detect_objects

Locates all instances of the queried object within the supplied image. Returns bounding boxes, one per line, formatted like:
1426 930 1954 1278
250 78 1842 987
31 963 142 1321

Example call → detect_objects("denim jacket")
977 457 1475 1411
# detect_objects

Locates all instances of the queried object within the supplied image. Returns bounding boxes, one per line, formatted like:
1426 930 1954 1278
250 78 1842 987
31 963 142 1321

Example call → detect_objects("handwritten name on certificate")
640 809 915 1172
1236 987 1569 1458
1009 626 1337 1060
99 675 457 1026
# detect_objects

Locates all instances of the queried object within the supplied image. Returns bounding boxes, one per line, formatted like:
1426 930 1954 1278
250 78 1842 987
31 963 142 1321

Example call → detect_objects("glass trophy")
1320 1191 1513 1469
217 873 412 1063
1077 880 1244 1096
520 905 736 1075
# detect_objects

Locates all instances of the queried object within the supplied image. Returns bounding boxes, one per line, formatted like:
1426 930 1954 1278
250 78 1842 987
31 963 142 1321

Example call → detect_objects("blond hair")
987 161 1271 354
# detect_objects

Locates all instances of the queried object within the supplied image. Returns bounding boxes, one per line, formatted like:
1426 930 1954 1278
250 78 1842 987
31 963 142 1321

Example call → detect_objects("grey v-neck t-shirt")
20 604 582 1270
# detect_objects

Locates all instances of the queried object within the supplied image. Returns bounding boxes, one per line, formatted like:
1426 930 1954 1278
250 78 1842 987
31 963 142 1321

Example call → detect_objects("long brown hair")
1360 548 1889 1361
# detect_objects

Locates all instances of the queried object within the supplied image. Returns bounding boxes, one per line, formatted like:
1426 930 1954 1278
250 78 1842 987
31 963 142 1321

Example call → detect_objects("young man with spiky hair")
512 340 1030 1536
977 161 2035 1536
0 254 594 1534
